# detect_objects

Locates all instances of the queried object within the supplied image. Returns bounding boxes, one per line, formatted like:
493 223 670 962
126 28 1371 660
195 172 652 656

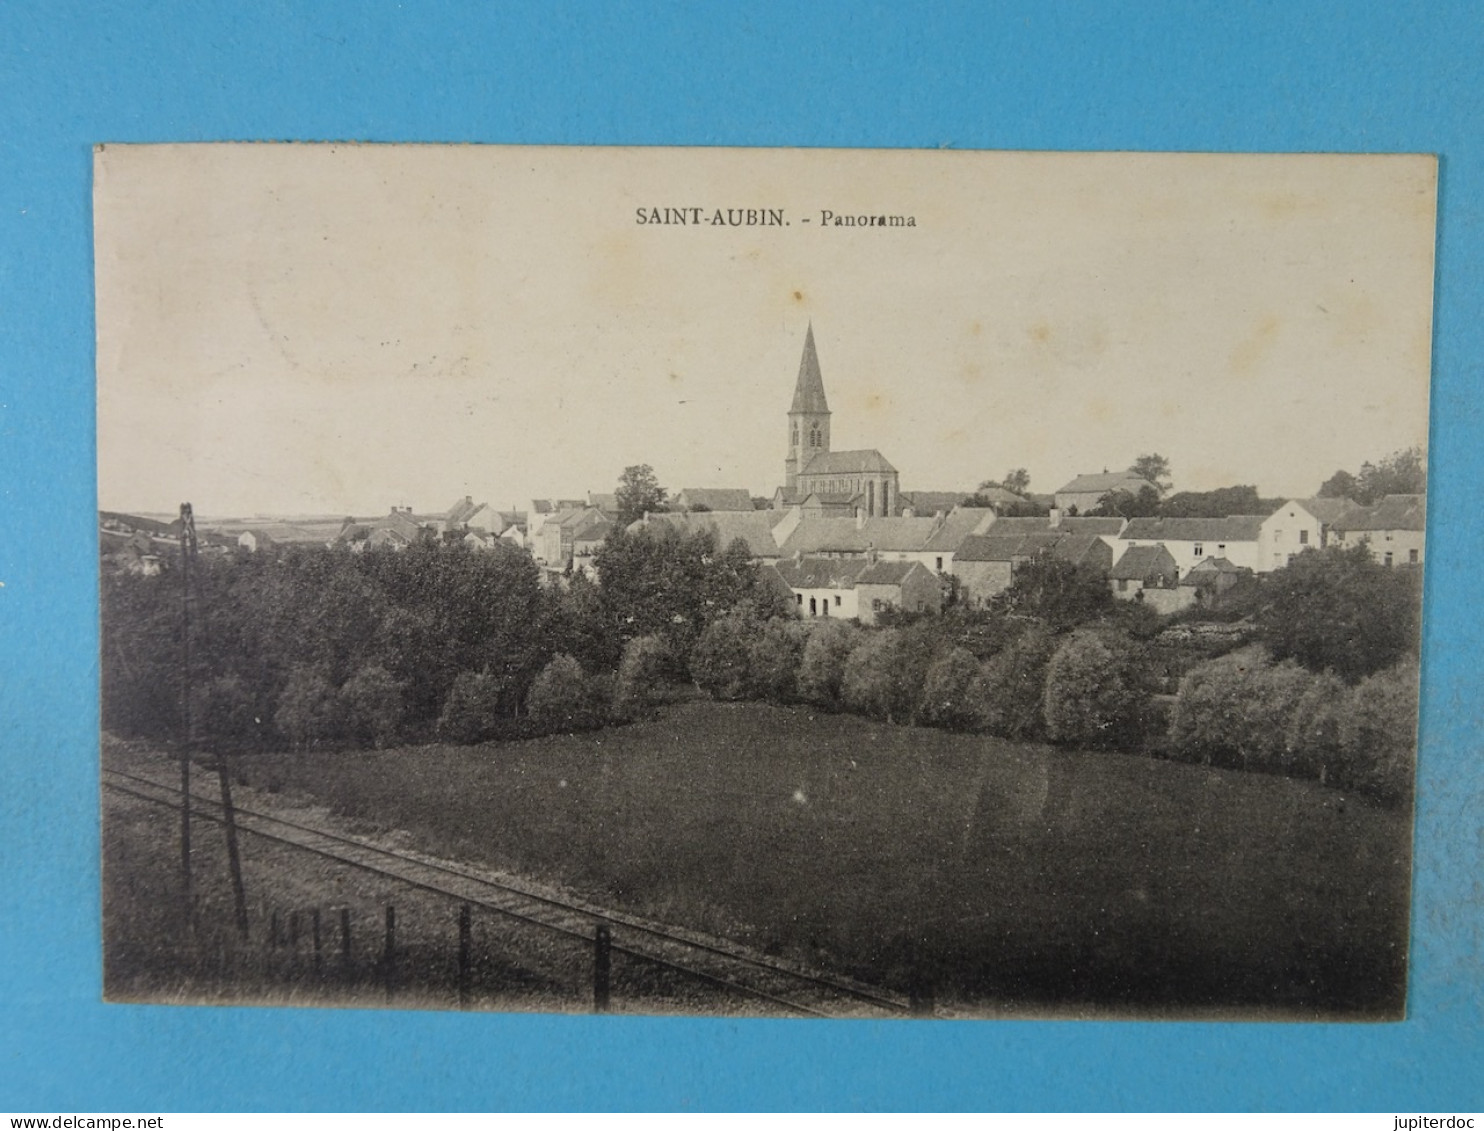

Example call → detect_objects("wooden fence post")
312 908 323 974
457 903 472 1008
383 905 396 1001
593 924 611 1013
340 907 352 971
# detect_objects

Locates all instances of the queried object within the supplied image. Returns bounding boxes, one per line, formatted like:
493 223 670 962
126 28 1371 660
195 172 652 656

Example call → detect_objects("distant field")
224 700 1410 1017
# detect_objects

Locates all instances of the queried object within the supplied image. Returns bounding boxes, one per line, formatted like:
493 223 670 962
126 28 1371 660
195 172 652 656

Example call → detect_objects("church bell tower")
785 323 832 493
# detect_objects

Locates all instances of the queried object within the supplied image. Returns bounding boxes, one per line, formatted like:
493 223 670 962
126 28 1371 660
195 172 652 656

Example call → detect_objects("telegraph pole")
178 502 196 915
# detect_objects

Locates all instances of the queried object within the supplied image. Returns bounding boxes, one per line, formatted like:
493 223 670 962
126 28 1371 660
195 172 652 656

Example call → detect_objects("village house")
539 506 611 567
951 531 1112 606
1108 543 1181 608
673 487 756 512
774 554 941 625
1054 471 1156 514
1337 494 1426 568
1177 556 1253 612
854 560 941 624
1257 497 1363 571
1116 515 1266 573
629 509 794 563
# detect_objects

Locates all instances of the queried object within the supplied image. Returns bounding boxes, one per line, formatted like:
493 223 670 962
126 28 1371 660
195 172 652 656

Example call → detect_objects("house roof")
1121 515 1266 542
981 515 1058 536
446 496 481 525
954 534 1039 563
801 492 860 508
1110 544 1179 580
1054 516 1127 535
678 487 756 512
780 515 941 556
1056 472 1155 496
800 448 898 475
631 511 786 558
856 560 928 586
901 491 971 516
789 324 830 415
1292 496 1365 527
920 508 998 551
1180 556 1247 585
775 557 867 590
1343 494 1426 532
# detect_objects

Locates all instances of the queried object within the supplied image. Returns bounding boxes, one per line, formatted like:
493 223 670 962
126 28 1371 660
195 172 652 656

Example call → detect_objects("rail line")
103 764 911 1019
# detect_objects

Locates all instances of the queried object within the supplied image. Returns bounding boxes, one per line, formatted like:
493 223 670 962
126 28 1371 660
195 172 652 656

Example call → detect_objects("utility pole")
178 503 196 916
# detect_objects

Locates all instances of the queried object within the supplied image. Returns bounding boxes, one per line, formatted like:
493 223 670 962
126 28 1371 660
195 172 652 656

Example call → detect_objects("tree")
797 620 862 709
339 664 405 749
1335 660 1419 806
1160 485 1276 519
438 669 507 744
615 463 669 525
612 634 671 720
747 617 808 703
1002 468 1031 495
275 665 339 750
920 646 981 730
1257 545 1420 682
1130 454 1172 495
1043 630 1150 750
842 629 909 722
995 553 1111 630
1092 484 1162 518
1318 447 1426 505
526 654 603 732
690 612 757 700
968 625 1059 740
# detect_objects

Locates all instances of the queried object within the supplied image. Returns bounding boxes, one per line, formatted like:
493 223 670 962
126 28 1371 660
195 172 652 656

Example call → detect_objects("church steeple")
790 323 830 414
785 323 832 493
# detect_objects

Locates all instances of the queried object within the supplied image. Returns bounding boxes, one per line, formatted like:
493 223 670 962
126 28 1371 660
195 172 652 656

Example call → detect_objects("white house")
1116 516 1265 573
1257 497 1363 572
1338 494 1426 568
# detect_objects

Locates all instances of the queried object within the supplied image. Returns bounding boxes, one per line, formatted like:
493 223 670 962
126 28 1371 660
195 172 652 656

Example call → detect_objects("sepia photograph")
95 144 1435 1020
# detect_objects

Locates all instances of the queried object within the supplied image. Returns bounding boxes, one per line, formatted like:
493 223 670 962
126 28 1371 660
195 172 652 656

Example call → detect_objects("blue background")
2 1 1481 1112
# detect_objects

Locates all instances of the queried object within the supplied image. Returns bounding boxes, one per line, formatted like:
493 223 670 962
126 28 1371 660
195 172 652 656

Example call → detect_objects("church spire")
790 323 830 414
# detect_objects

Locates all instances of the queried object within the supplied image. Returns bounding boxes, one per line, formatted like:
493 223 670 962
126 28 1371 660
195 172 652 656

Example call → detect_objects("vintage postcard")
95 145 1435 1019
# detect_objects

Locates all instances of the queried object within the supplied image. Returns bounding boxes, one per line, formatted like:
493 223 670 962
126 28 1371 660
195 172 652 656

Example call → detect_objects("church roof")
789 324 831 415
801 449 897 475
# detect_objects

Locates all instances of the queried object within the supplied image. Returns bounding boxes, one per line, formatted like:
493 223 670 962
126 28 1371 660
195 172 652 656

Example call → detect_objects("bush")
920 646 981 730
747 617 808 703
525 654 604 732
274 665 340 750
1284 670 1349 782
1335 661 1419 806
339 664 405 749
1168 647 1313 772
191 674 260 752
438 669 507 745
612 634 670 720
1043 630 1149 750
690 612 756 701
797 620 862 710
968 626 1059 740
842 629 921 723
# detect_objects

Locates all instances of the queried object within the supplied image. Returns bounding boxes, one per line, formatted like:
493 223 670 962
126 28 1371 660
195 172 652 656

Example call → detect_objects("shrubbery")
437 669 507 745
1334 661 1418 806
920 646 980 730
797 620 861 710
525 654 607 733
613 634 671 720
1043 630 1150 750
339 664 405 749
968 625 1057 740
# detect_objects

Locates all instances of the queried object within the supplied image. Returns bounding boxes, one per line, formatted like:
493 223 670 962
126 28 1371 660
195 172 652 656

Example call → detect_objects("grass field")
216 700 1409 1017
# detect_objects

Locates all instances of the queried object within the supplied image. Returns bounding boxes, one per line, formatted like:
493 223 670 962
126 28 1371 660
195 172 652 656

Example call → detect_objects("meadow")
231 699 1410 1017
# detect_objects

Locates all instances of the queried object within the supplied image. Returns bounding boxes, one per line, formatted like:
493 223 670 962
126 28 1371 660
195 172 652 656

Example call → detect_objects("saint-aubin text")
634 207 917 228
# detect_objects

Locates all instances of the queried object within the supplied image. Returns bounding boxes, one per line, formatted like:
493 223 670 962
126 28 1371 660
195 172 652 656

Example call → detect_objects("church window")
792 424 798 446
868 481 876 514
809 424 821 448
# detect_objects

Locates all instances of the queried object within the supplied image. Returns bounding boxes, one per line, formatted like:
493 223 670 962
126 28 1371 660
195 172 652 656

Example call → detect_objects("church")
774 325 901 518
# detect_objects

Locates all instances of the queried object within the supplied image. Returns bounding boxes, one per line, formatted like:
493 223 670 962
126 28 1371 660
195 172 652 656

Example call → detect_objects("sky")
94 145 1437 518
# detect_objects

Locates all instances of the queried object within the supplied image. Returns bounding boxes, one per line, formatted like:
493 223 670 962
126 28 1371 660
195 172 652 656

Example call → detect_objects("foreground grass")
224 700 1409 1017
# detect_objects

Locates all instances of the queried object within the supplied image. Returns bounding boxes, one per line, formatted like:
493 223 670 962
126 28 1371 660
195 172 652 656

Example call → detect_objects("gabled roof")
677 487 756 512
920 508 998 551
856 560 929 586
1292 496 1365 527
775 557 868 590
446 496 480 525
1343 494 1426 532
800 449 898 475
954 534 1040 563
1121 516 1265 542
1055 516 1127 536
630 511 786 558
801 492 860 507
789 324 830 415
570 511 613 541
1110 543 1179 581
1181 556 1247 585
780 516 941 556
901 491 971 516
1057 472 1155 496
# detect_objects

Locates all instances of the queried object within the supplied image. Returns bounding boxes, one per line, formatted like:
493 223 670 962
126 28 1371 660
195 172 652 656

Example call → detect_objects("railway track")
103 764 912 1019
